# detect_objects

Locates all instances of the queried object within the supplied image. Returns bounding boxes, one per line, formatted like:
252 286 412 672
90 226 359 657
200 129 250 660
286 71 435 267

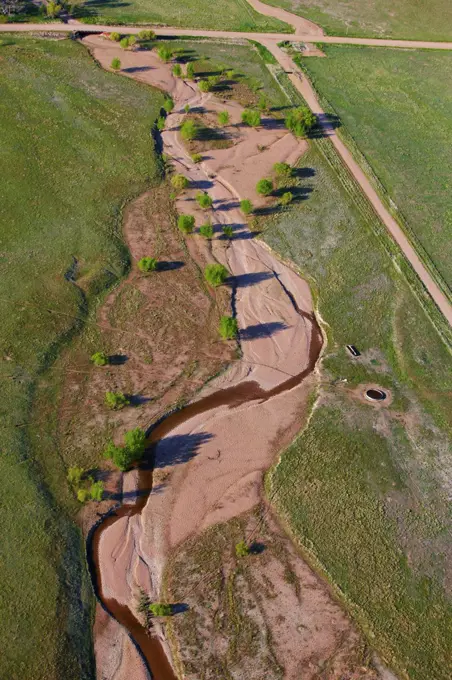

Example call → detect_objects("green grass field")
0 34 164 679
298 45 452 295
261 0 452 40
79 0 290 31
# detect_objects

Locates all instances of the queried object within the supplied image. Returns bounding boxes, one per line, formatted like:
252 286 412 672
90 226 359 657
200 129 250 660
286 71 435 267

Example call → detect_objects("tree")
110 32 121 42
273 162 292 179
163 98 174 113
138 257 157 272
172 63 182 78
241 109 261 127
124 427 146 457
208 75 220 89
219 316 238 339
240 199 253 215
77 488 90 503
156 116 166 132
285 106 316 138
204 263 229 287
280 191 293 206
257 95 268 112
171 173 189 191
198 79 211 93
89 481 104 502
138 29 155 40
199 222 214 239
218 110 230 126
196 192 213 210
256 178 273 196
103 428 146 471
222 225 234 239
149 603 173 617
128 35 137 48
0 0 24 16
157 45 173 63
46 1 62 17
67 467 84 487
111 57 121 71
184 104 190 114
180 120 198 141
119 37 130 49
104 391 130 410
186 62 195 80
91 351 109 366
178 214 195 234
235 540 250 558
191 153 202 164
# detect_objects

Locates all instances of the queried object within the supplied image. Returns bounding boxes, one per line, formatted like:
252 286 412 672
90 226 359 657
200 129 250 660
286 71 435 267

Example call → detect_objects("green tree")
241 109 261 127
222 225 234 239
280 191 293 206
235 540 250 557
157 45 173 63
204 263 229 287
285 106 316 138
199 222 214 238
46 1 62 17
103 428 146 471
149 603 173 617
178 214 195 234
138 29 155 40
171 173 189 191
172 63 182 78
124 427 146 457
273 162 292 179
196 192 213 210
89 481 104 502
257 95 268 112
240 199 253 215
156 116 166 132
77 488 90 503
256 178 273 196
110 32 121 42
67 467 84 487
111 57 121 71
219 316 238 339
218 110 230 126
198 79 210 93
163 97 174 113
104 391 130 410
137 257 157 272
91 351 109 366
186 62 195 80
180 119 198 141
128 35 136 47
184 104 190 114
191 153 202 164
208 75 220 89
119 37 130 49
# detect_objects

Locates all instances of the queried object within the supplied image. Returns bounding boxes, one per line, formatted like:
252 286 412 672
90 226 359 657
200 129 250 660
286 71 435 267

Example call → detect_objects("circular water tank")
365 388 387 402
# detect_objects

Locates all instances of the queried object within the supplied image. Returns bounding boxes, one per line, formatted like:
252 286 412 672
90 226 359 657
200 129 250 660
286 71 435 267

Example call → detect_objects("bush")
222 225 234 239
138 29 155 40
172 63 182 78
89 481 104 502
149 603 173 617
178 214 195 234
198 79 210 93
225 69 236 80
111 57 121 71
256 178 273 196
199 222 214 238
240 199 253 215
124 427 146 457
46 1 62 17
191 153 203 164
77 488 90 503
104 391 130 410
119 37 130 49
218 110 230 126
67 467 84 487
137 257 157 272
204 263 229 287
128 36 137 47
103 428 146 471
257 95 268 112
156 116 166 132
196 192 213 210
285 106 316 138
280 191 293 206
180 119 198 141
110 32 121 42
219 316 238 339
208 75 220 89
171 173 189 191
241 109 261 127
91 351 109 366
186 62 195 80
157 45 173 62
163 98 174 113
273 162 292 179
184 104 190 114
235 540 250 558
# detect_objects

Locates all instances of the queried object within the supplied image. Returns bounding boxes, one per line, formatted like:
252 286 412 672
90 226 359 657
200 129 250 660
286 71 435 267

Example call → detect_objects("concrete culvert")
365 388 387 402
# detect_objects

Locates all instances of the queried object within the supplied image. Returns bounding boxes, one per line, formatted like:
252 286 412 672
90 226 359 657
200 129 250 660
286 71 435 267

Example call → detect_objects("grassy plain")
80 0 290 31
298 45 452 295
0 34 164 679
261 0 452 40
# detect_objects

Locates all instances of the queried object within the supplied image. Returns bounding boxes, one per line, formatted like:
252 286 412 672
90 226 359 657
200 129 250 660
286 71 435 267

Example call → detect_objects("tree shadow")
214 198 240 212
121 66 153 74
109 354 128 365
240 321 288 340
230 271 273 288
156 261 185 272
147 431 214 469
249 541 266 555
127 394 153 407
190 178 214 191
170 603 190 615
308 113 341 138
292 166 316 179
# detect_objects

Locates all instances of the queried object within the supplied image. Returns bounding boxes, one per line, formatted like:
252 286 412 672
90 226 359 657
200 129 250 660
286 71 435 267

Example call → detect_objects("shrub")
208 75 220 88
156 116 166 131
186 62 195 80
178 214 195 234
111 57 121 71
157 45 173 62
219 316 238 339
180 119 198 141
273 162 292 179
119 37 130 49
184 104 190 114
149 603 173 617
226 69 236 80
77 488 90 503
240 199 253 215
191 153 203 164
124 427 146 457
204 263 229 287
172 63 182 78
218 110 230 126
285 106 316 138
198 79 210 93
89 481 104 502
104 391 130 410
137 257 157 272
256 178 273 196
222 225 234 239
138 29 155 40
110 32 121 42
46 1 62 17
257 95 268 112
196 192 213 210
67 467 84 487
103 428 146 471
241 109 261 127
280 191 293 206
199 222 214 238
171 173 189 191
163 98 174 113
128 36 137 47
235 540 250 557
91 351 109 366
